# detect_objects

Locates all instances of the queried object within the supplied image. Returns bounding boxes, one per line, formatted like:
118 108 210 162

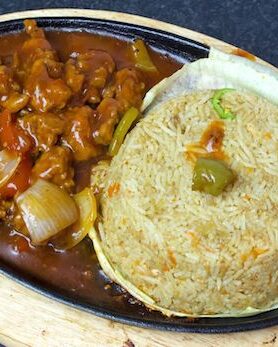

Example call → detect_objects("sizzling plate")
0 17 277 333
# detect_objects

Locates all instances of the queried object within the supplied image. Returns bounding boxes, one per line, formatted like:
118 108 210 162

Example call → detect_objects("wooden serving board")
0 9 277 347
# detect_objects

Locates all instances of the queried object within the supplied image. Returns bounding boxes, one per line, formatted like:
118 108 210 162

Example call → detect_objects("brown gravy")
0 30 181 308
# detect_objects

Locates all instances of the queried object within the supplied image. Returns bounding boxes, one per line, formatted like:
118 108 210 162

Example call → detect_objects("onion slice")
16 179 78 245
50 187 97 250
0 150 21 188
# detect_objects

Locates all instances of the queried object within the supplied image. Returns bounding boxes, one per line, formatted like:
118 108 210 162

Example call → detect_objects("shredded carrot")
243 194 252 201
241 247 268 262
187 231 200 247
264 132 272 140
167 249 177 267
108 182 120 197
251 247 268 257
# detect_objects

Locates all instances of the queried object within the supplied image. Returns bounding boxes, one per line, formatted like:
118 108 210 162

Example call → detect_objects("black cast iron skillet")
0 16 277 334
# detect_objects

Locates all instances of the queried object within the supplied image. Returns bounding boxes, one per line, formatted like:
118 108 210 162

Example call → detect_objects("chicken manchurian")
0 19 180 252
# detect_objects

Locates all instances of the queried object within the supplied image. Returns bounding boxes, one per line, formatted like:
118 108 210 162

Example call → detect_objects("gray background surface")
0 0 277 65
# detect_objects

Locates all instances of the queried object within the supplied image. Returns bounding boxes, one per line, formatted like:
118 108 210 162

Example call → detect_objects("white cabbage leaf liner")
142 48 278 112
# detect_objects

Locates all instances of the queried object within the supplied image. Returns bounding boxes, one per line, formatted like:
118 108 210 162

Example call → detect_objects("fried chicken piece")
19 112 65 152
62 106 101 161
31 146 74 191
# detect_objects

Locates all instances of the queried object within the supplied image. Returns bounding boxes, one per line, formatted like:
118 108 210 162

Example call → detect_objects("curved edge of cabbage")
89 227 278 318
141 48 278 113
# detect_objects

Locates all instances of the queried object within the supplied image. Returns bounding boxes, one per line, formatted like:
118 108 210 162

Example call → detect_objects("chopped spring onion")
0 149 21 189
50 187 97 250
16 179 78 245
108 107 139 156
211 88 236 120
131 39 158 73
